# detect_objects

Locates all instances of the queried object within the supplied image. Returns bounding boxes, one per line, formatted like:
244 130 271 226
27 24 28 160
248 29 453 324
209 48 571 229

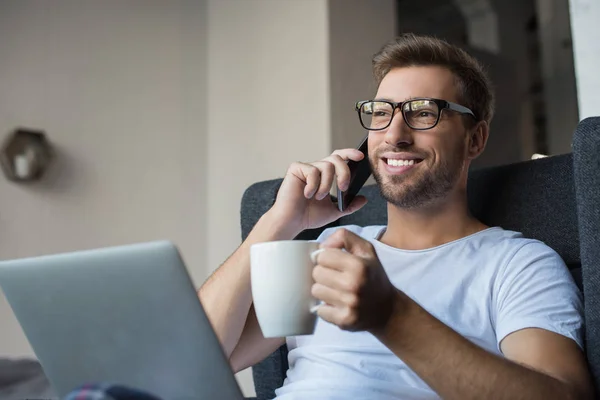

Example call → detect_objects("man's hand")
311 228 397 332
269 149 368 236
203 150 369 372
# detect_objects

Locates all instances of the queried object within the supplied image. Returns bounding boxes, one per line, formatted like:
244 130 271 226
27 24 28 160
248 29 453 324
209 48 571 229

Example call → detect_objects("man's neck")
379 192 488 251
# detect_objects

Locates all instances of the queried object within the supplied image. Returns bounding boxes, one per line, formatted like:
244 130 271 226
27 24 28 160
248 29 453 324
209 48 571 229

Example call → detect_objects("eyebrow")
372 97 418 103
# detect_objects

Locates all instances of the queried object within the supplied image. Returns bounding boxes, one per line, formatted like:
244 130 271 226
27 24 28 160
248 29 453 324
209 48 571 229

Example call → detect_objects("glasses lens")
403 99 440 129
360 101 393 130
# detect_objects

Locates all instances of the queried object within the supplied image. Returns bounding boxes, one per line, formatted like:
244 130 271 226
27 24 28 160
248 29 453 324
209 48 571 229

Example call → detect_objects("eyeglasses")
355 98 476 131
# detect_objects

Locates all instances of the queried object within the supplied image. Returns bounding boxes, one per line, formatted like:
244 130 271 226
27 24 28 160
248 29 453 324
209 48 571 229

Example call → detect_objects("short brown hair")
372 34 495 125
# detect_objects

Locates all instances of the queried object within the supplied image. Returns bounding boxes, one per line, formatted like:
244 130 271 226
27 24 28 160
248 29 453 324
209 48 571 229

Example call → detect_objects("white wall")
570 0 600 120
206 2 330 392
0 0 208 362
205 0 330 280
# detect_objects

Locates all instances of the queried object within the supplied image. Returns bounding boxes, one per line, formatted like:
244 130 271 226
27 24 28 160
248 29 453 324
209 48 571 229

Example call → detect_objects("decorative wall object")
0 128 53 183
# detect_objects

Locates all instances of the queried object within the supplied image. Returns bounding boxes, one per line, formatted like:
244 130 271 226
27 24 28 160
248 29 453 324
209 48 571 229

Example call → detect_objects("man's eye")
418 111 435 117
374 110 390 117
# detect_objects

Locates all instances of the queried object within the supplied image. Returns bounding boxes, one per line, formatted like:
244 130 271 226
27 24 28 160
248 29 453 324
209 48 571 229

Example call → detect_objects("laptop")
0 241 244 400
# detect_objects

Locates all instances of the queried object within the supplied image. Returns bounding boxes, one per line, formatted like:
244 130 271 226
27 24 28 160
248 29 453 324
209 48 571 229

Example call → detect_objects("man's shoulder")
467 227 563 266
479 227 560 258
478 228 569 285
315 225 386 243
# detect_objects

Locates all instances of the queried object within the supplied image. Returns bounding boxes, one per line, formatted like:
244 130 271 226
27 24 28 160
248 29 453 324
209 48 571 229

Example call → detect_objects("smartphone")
337 135 371 212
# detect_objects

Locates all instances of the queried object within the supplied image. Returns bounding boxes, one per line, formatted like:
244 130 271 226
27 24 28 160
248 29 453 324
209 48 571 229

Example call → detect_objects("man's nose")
384 110 414 147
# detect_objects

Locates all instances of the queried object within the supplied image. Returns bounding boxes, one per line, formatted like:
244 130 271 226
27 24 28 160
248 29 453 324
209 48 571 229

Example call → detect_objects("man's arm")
199 149 367 373
312 229 594 400
198 210 292 370
373 292 594 400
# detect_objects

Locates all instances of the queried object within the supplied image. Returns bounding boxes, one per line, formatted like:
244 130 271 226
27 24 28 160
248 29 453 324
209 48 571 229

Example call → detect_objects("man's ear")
467 121 489 160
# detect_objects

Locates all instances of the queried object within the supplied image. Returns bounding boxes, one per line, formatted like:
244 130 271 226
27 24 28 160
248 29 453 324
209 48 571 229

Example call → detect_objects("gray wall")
0 0 208 360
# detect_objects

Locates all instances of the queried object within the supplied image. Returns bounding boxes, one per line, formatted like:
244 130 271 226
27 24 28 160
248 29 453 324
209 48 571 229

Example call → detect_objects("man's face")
368 66 472 209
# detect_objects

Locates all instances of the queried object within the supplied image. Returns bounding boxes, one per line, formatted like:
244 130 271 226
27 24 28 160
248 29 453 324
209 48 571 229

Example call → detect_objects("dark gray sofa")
0 358 55 399
240 117 600 400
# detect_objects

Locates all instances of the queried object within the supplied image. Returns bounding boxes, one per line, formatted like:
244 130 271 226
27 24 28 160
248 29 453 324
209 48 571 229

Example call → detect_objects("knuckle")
348 282 361 294
332 148 352 157
348 271 366 293
349 258 365 273
337 165 350 177
342 307 358 326
305 163 318 174
310 283 320 297
305 169 320 182
345 293 360 308
287 162 301 173
325 154 343 164
344 276 360 293
334 228 348 239
320 162 335 176
312 265 323 280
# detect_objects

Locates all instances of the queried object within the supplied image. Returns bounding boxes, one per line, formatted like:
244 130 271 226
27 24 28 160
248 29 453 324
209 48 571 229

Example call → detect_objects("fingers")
317 228 377 260
315 303 358 331
320 228 375 258
312 263 349 291
288 162 320 199
311 155 351 198
341 195 368 216
322 155 351 192
332 148 365 163
329 149 366 191
311 283 356 308
288 149 366 200
311 161 335 200
312 248 356 273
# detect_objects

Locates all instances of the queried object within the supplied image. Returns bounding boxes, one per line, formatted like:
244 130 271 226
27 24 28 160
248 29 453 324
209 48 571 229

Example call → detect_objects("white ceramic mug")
250 240 323 338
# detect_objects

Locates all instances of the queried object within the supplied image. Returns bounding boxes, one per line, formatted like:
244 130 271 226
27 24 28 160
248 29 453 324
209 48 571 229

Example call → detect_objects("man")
200 34 593 399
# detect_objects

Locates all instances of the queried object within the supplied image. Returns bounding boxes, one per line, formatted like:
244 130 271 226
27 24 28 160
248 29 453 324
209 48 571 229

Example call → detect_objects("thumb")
341 195 368 217
321 226 373 257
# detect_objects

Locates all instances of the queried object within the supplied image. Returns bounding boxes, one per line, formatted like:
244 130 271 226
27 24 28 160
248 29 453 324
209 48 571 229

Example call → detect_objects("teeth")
387 159 417 166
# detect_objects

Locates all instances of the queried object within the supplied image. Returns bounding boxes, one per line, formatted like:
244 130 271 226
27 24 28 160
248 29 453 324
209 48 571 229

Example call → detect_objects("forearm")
198 210 299 358
374 292 584 400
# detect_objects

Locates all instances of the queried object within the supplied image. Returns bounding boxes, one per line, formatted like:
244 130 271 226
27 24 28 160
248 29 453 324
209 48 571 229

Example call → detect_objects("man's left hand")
311 228 399 333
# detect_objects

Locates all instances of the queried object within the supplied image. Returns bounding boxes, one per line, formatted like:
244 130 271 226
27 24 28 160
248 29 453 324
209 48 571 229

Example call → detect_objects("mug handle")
309 249 326 314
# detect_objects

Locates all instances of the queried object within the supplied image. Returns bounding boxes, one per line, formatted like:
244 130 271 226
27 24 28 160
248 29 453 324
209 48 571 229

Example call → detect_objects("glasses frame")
355 97 477 131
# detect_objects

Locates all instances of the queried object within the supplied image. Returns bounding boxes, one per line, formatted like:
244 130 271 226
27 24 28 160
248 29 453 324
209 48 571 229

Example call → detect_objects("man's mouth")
380 156 424 175
384 158 423 167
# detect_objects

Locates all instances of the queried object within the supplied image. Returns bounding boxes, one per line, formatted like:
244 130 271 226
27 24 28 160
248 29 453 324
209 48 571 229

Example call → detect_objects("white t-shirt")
274 225 583 400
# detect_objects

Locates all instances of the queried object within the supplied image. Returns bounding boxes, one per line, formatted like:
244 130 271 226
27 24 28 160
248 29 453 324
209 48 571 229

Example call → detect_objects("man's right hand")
269 148 369 235
202 148 369 372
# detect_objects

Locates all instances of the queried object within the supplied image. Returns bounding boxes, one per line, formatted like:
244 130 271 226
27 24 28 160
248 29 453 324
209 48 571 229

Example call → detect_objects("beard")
371 144 467 209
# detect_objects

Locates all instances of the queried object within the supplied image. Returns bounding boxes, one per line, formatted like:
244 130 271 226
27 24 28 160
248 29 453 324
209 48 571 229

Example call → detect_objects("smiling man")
200 34 594 399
